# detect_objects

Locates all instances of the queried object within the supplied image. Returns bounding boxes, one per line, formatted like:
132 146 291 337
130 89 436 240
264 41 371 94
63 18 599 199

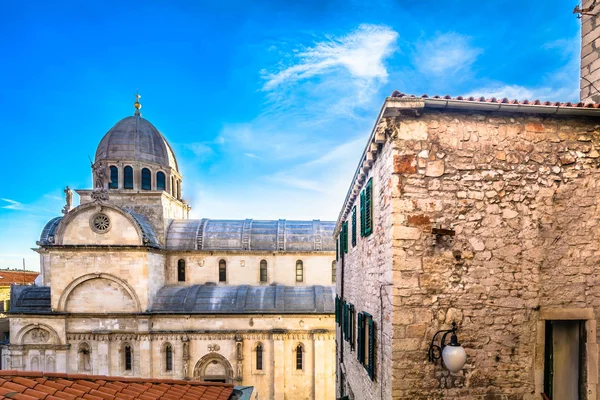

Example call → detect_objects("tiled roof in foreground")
390 91 600 108
0 370 234 400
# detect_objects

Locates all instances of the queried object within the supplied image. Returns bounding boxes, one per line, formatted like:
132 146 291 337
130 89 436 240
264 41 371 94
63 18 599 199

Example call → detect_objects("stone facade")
336 96 600 399
6 107 337 400
581 0 600 104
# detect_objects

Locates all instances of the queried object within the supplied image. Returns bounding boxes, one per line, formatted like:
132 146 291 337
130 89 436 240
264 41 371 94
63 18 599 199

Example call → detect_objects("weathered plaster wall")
387 111 600 399
337 137 395 400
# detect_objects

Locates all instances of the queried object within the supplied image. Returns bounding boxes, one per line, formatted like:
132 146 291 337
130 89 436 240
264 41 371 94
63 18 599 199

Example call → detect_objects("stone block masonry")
337 105 600 399
581 0 600 103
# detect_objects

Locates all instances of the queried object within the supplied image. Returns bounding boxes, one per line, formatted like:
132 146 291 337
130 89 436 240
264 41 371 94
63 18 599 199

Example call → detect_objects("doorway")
193 353 234 384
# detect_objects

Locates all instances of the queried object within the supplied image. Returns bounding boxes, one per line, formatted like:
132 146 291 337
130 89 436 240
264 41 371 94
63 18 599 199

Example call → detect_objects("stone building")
334 13 600 399
0 270 38 344
5 98 336 400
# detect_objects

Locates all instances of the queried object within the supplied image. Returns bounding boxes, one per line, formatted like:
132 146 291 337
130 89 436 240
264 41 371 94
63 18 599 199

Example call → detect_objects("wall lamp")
427 322 467 373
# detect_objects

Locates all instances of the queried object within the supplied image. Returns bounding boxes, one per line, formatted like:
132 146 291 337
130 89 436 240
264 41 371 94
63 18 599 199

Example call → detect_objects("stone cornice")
66 330 335 342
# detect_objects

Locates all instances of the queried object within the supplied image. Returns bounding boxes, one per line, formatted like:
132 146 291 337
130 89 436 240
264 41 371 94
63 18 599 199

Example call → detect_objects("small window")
365 178 373 236
124 345 132 371
358 312 375 380
171 177 175 196
260 260 268 282
109 166 118 189
157 171 166 191
256 343 263 370
177 180 181 199
165 344 173 371
219 259 227 282
296 260 303 283
177 259 186 282
142 168 151 190
124 166 134 189
296 344 303 370
332 261 337 283
342 222 348 253
78 342 92 372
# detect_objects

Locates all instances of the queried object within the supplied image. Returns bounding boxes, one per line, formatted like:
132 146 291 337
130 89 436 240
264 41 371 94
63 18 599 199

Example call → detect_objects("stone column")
273 333 285 400
313 333 326 400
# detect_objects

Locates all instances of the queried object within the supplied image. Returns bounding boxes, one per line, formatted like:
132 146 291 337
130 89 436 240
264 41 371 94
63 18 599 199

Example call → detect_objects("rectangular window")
351 206 357 247
544 320 585 399
342 301 348 340
348 304 355 350
357 311 375 380
335 296 340 325
336 237 339 261
360 190 366 237
364 178 373 237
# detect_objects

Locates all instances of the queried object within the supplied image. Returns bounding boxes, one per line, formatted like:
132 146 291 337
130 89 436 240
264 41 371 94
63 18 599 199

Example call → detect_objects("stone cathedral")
4 97 336 400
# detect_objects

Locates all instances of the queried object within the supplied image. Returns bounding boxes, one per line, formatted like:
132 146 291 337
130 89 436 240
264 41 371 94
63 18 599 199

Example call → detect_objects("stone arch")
193 353 233 383
17 323 61 345
54 203 144 245
58 273 141 312
46 356 56 372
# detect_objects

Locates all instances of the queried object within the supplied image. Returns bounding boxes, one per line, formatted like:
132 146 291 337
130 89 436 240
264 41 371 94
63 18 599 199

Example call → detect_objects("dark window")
165 344 173 371
260 260 268 282
142 168 151 190
335 295 340 325
177 180 181 199
124 345 132 371
256 344 263 370
296 345 303 370
357 312 375 380
157 171 166 191
219 259 227 282
124 166 134 189
109 166 118 189
365 178 373 236
336 237 339 261
177 259 186 282
332 261 336 283
296 260 303 282
171 177 175 196
351 206 357 247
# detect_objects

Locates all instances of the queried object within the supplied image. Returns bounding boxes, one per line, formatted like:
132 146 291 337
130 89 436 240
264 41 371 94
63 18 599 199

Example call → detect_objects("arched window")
123 344 132 371
260 260 268 283
332 261 337 283
142 168 151 190
124 166 134 189
109 166 118 189
219 260 227 282
165 343 173 371
171 177 175 197
256 343 263 370
78 342 92 372
177 259 186 282
157 171 166 191
295 344 304 370
177 180 181 199
296 260 304 283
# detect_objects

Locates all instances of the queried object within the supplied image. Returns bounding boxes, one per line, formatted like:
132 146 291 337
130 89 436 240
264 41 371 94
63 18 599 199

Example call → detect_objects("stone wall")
581 0 600 103
337 137 395 399
7 314 335 400
167 253 336 286
387 111 600 399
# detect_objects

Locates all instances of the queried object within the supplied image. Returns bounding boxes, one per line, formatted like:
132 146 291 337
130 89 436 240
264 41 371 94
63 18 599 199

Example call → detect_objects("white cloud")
263 24 398 90
244 153 261 159
1 198 24 210
414 32 482 76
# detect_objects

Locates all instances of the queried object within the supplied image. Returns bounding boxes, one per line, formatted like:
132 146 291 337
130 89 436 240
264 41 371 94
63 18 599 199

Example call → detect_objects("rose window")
91 213 111 233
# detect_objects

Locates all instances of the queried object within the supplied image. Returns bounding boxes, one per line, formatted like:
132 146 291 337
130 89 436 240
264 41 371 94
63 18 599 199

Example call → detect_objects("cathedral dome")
94 115 179 172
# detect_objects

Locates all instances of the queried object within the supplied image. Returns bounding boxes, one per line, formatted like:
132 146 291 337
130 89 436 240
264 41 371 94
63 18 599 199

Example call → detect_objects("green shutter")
360 190 366 237
367 315 375 380
357 313 364 362
342 222 348 253
351 206 357 247
349 304 355 350
365 178 373 236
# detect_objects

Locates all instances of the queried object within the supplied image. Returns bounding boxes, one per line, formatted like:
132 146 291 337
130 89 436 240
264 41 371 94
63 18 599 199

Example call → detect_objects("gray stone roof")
38 216 63 245
10 285 52 314
95 115 179 171
166 219 335 251
151 284 334 314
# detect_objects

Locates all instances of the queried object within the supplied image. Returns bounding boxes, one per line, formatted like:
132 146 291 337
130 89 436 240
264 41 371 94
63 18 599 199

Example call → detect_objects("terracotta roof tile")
0 371 235 399
0 270 38 285
389 90 600 109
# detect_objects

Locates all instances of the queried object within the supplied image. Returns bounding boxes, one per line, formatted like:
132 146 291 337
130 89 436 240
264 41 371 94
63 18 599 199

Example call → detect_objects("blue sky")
0 0 583 270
